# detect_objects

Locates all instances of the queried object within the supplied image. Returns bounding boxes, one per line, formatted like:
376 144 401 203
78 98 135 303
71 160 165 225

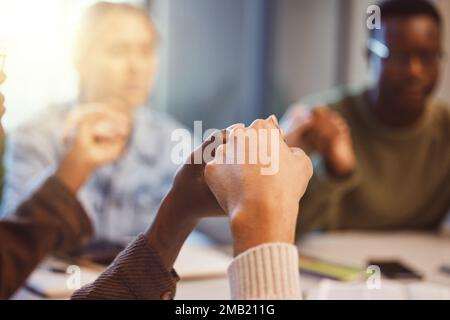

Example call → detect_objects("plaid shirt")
2 103 193 241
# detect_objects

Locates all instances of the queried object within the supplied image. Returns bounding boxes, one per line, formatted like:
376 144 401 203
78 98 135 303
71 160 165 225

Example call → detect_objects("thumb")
284 107 315 137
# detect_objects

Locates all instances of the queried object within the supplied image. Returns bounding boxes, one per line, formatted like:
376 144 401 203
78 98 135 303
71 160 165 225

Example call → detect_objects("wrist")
55 148 96 193
145 190 198 270
324 139 355 178
324 156 355 178
161 189 200 227
230 202 297 256
285 133 302 149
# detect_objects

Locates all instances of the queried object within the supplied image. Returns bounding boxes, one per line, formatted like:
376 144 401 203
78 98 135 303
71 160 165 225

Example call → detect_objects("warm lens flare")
0 0 144 130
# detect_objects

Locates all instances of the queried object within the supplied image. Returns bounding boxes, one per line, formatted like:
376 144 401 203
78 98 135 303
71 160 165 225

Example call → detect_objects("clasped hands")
56 105 313 270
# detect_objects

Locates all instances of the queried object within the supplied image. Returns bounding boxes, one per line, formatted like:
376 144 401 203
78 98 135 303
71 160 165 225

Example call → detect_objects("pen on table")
46 266 68 274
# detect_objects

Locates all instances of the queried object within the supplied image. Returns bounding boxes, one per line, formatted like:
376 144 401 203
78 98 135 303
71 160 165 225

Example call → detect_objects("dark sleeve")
71 234 179 300
0 176 93 299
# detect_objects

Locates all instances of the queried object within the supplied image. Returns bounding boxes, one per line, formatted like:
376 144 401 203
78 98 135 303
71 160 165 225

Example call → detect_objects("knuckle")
251 118 266 128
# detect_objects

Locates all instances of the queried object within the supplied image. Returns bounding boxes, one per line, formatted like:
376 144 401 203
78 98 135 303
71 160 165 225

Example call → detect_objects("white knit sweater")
228 243 302 300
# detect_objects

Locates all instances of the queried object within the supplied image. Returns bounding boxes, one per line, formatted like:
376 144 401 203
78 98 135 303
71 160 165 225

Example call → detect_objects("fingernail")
269 114 279 127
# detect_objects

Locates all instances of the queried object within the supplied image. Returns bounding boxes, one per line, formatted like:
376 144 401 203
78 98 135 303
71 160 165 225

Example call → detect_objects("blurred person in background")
0 68 132 298
1 69 311 299
1 3 189 242
72 118 312 300
282 0 450 236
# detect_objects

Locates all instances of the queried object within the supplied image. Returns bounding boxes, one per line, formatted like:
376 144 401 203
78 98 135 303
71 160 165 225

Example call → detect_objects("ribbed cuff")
228 243 302 300
112 234 180 299
71 234 179 300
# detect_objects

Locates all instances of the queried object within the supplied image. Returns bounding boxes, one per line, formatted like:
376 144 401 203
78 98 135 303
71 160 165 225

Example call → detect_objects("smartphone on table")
368 259 423 280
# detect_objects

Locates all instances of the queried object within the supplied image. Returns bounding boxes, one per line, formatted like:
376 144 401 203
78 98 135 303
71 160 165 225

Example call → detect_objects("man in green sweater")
283 0 450 236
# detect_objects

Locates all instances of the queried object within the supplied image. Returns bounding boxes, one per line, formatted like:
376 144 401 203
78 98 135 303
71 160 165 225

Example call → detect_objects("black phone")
368 259 423 280
66 239 126 266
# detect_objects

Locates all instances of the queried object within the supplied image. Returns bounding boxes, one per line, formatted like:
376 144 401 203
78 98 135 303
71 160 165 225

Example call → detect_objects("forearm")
55 148 96 194
296 156 361 236
0 176 92 299
71 234 179 300
145 190 198 271
230 202 298 256
2 129 58 216
72 190 196 300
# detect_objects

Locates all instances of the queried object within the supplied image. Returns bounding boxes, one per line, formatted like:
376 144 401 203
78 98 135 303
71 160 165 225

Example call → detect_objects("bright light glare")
0 0 139 130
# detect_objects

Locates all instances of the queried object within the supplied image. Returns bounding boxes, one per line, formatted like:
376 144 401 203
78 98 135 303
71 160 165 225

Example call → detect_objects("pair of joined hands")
0 73 131 189
54 104 313 271
146 116 313 269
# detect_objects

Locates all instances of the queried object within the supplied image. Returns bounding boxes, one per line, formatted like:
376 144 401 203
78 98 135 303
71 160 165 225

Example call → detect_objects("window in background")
1 0 269 133
0 0 147 131
150 0 272 131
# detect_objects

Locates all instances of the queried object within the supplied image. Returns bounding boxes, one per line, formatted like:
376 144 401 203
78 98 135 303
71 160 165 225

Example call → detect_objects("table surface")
12 231 450 300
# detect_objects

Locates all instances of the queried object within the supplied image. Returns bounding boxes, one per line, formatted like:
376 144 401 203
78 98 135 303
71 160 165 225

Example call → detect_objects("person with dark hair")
369 0 442 38
282 0 450 235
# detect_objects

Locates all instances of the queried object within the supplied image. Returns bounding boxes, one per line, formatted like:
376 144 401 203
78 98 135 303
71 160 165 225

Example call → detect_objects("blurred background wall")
152 0 450 132
0 0 448 132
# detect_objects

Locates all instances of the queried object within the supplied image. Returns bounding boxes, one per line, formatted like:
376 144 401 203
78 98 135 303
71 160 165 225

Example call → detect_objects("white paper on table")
174 244 233 280
309 279 450 300
26 266 101 299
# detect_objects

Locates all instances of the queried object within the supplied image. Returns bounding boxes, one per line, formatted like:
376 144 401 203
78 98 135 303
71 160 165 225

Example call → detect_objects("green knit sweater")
296 87 450 236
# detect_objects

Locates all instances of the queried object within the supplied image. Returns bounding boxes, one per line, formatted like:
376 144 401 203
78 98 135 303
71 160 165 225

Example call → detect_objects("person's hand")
282 104 314 150
145 131 231 270
304 107 355 177
63 101 133 167
284 106 356 177
56 103 132 193
166 130 231 219
205 116 313 256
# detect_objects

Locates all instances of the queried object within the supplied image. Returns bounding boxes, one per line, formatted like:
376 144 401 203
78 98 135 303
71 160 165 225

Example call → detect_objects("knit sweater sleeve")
228 243 302 300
